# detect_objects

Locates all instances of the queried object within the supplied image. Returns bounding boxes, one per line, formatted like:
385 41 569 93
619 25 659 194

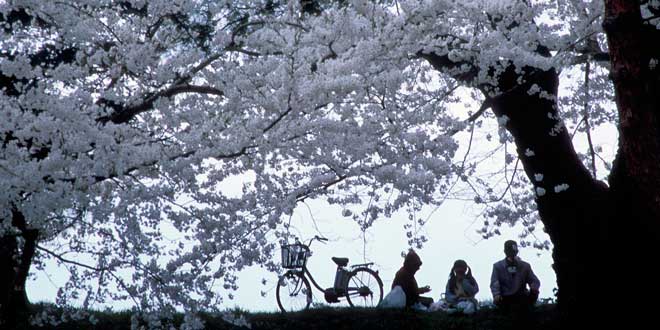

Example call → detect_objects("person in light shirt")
490 240 540 311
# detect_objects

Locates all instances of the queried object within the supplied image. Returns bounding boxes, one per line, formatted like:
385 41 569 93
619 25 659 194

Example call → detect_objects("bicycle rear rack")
350 262 375 269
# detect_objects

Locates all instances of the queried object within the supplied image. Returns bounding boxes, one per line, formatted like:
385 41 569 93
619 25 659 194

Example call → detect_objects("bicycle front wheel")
345 267 383 307
276 271 312 312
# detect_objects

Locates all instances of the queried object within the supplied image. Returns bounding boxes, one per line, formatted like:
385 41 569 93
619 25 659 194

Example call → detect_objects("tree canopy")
1 0 659 328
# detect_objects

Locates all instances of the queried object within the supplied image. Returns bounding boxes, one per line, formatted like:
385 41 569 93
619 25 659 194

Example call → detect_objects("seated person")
490 240 540 311
443 259 479 314
392 249 433 308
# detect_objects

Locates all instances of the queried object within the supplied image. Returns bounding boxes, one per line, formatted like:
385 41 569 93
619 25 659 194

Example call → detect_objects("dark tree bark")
1 210 38 329
604 2 660 225
0 234 20 327
424 0 660 325
485 65 612 325
602 0 660 323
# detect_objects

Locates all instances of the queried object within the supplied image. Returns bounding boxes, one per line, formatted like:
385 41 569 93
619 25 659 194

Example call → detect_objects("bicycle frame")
284 266 331 293
287 264 376 296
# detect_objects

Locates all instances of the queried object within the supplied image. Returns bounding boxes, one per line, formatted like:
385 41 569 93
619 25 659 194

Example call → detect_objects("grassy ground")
25 303 560 330
26 303 240 330
249 304 560 330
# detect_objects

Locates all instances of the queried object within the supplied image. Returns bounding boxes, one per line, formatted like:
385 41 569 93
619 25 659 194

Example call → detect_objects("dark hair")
452 259 467 271
504 240 518 258
504 240 517 250
447 259 472 294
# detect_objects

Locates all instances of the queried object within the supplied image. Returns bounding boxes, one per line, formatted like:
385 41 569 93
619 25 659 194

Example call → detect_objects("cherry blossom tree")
1 0 659 328
1 1 461 327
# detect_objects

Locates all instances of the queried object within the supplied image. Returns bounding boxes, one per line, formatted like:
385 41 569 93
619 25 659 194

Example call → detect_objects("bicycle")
276 235 384 312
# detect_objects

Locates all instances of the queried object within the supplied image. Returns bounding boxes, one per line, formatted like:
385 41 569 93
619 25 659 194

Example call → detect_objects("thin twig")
495 158 519 202
36 245 141 308
583 60 597 177
460 121 476 172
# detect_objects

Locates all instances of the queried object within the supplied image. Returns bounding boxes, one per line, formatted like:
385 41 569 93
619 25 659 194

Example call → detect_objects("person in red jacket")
391 249 433 308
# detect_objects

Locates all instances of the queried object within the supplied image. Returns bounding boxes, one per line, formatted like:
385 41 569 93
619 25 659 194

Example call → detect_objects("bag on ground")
377 285 406 308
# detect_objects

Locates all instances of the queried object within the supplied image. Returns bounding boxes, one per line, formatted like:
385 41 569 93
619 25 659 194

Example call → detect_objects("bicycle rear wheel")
276 271 312 312
345 267 383 307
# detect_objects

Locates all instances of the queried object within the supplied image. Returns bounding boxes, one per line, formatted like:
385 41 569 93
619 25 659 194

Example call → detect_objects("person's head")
504 240 519 259
451 259 468 277
403 249 422 273
448 259 471 291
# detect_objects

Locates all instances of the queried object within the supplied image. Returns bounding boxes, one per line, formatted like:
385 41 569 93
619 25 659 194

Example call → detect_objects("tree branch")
98 84 224 124
443 99 492 138
416 51 479 83
35 245 141 308
583 60 597 177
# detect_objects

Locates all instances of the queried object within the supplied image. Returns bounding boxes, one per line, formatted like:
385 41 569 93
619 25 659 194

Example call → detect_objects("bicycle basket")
281 244 310 269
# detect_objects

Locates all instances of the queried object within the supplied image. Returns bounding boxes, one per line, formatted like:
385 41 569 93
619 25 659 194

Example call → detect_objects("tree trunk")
424 1 660 324
1 210 37 329
1 234 19 328
605 1 660 224
483 63 614 324
603 0 660 324
484 1 660 324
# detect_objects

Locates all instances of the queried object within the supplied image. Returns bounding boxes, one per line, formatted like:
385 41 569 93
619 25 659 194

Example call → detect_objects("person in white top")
490 240 540 311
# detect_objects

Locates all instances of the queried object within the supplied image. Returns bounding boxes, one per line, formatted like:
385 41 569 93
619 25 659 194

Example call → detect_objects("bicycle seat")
331 257 349 267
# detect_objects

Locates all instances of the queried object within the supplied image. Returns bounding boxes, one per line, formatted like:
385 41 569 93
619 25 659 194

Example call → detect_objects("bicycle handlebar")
306 235 328 247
